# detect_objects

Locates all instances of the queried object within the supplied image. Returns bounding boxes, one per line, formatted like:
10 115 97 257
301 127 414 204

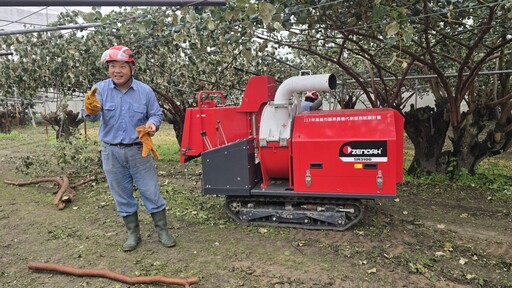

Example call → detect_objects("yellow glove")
84 87 102 115
136 125 161 160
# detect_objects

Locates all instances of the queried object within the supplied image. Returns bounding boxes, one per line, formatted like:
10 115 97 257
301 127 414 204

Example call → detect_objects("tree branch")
28 262 199 287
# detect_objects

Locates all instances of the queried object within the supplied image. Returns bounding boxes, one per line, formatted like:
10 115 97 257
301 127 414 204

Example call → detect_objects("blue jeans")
101 142 166 217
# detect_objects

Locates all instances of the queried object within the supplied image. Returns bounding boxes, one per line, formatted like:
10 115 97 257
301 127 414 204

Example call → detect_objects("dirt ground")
0 123 511 288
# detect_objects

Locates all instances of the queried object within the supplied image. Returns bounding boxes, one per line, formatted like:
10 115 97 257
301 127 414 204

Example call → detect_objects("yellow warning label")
354 163 363 169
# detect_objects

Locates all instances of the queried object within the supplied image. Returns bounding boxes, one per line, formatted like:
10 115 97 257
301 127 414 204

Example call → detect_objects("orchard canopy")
0 1 510 176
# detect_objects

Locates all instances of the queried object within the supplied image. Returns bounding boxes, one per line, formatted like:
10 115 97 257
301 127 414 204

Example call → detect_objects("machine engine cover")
291 108 404 198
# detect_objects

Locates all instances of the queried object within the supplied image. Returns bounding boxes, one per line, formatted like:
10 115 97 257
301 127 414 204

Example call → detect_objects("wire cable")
0 6 49 28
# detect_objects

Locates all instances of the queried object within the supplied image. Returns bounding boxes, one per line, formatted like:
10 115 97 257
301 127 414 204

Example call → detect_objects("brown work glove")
136 125 161 160
84 87 102 115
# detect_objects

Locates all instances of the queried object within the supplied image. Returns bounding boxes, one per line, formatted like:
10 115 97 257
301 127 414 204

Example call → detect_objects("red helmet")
305 90 318 100
101 46 135 63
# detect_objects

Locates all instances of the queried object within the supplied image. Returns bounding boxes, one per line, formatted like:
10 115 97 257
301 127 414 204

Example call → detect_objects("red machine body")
179 74 404 230
292 109 403 196
180 76 275 163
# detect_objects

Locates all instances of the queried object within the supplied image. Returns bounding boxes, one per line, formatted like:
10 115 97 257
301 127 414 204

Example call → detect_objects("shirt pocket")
103 103 116 122
132 104 147 122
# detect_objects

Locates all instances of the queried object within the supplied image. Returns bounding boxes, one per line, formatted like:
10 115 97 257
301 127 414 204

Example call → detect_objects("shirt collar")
109 77 137 91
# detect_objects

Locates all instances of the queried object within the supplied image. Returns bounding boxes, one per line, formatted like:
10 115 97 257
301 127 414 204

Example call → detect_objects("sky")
0 7 114 31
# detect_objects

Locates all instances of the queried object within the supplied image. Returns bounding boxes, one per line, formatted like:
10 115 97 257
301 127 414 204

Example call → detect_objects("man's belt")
105 142 142 147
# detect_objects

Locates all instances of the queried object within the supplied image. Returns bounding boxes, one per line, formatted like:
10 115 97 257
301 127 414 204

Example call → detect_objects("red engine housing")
291 108 403 197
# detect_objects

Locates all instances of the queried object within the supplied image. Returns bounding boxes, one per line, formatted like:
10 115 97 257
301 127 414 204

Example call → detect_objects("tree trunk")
404 101 450 175
154 89 187 145
164 110 185 145
450 106 511 176
406 98 511 177
40 107 83 141
57 125 72 140
0 110 12 133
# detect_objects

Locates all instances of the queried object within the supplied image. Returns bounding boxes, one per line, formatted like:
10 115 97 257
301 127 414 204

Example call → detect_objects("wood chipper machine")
179 74 404 231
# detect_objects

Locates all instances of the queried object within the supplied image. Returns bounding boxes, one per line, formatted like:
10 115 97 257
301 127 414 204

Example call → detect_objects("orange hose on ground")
28 262 199 288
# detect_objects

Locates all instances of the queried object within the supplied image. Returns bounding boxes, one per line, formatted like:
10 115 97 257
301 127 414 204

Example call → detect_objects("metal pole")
266 55 301 71
0 0 226 6
344 69 512 83
0 23 102 36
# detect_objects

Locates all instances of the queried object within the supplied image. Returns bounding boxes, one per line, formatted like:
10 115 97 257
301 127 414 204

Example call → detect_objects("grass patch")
162 183 231 227
156 141 181 162
0 130 27 140
403 141 512 198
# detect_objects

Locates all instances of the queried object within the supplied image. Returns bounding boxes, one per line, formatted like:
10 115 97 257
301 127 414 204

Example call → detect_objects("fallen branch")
28 262 200 287
4 177 63 186
61 188 76 203
70 176 96 188
58 180 77 210
4 175 81 210
52 175 69 205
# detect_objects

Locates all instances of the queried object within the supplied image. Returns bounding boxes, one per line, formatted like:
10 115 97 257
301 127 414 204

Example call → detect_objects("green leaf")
259 2 276 25
386 21 400 36
83 12 96 23
388 53 396 66
273 22 283 31
258 41 268 52
187 10 197 23
246 3 257 16
242 49 252 61
372 5 387 20
137 23 145 33
397 7 408 16
402 26 414 43
207 19 215 31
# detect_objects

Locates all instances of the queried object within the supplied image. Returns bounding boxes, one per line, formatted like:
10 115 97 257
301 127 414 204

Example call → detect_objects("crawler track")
225 196 363 231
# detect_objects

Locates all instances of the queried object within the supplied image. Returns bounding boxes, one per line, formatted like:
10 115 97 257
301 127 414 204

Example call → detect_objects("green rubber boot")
151 209 176 247
122 212 141 251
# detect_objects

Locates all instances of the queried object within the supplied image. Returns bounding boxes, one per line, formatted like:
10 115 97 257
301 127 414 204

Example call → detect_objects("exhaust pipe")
273 74 337 105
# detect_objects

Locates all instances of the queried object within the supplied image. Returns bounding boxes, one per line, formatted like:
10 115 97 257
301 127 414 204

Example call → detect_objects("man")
82 45 175 251
300 90 323 112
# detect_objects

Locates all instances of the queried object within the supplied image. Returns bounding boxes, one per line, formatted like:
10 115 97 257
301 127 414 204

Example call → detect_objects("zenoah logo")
343 146 383 155
339 141 388 162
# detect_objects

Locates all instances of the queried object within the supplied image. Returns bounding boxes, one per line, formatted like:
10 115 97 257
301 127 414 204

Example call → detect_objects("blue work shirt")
82 78 163 144
300 101 314 112
300 98 323 112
